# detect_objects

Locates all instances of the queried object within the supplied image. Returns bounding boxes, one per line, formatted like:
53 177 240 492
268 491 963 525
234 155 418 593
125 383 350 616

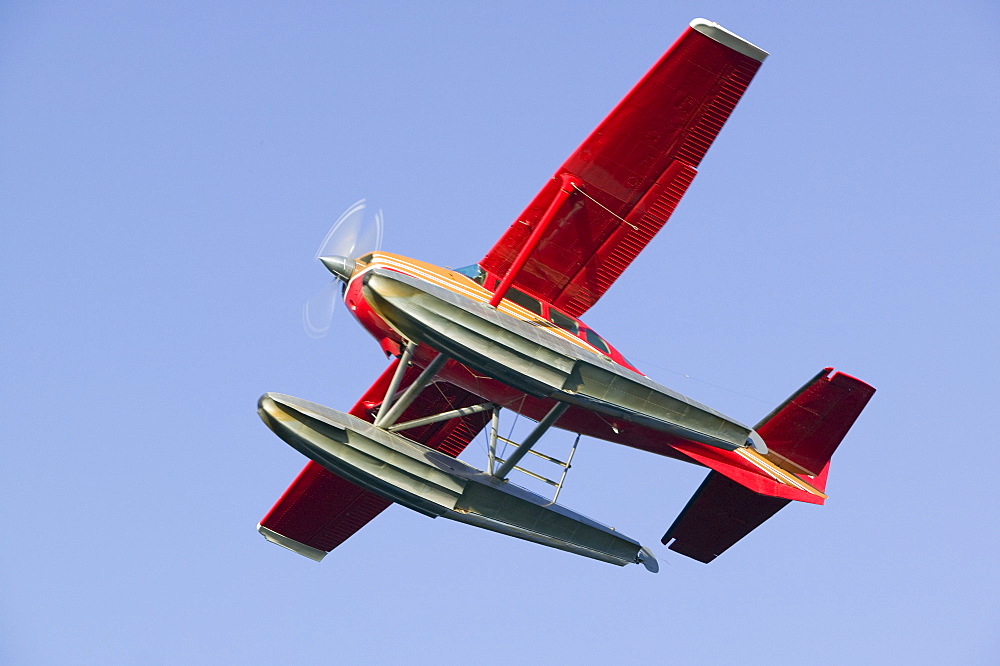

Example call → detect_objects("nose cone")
320 255 357 282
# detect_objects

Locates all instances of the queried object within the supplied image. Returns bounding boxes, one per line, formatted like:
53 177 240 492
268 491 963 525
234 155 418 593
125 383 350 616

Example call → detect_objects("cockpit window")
584 328 611 355
453 263 486 285
507 288 543 316
549 308 579 335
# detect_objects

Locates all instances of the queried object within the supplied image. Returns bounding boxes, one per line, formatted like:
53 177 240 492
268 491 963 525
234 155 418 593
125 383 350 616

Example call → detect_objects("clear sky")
2 1 998 663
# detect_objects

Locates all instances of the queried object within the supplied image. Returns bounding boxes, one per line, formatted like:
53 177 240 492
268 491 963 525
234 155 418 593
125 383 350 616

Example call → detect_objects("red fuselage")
342 251 697 465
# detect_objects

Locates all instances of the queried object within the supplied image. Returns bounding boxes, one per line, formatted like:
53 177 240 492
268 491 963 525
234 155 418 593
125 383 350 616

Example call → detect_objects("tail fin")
756 368 876 479
662 368 875 563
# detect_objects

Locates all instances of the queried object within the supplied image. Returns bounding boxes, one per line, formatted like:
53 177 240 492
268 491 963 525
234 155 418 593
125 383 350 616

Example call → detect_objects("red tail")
756 368 876 482
662 368 875 563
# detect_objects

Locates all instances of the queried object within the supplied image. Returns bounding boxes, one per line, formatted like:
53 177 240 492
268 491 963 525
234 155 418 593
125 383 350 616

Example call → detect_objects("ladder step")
525 449 569 467
492 458 560 487
488 416 581 503
495 441 569 467
514 467 560 487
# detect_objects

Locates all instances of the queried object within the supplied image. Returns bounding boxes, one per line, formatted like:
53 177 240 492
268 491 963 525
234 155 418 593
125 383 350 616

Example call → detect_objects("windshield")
453 263 486 285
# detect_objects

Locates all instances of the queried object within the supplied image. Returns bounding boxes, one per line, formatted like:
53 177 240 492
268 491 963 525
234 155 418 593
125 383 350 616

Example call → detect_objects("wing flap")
558 160 697 315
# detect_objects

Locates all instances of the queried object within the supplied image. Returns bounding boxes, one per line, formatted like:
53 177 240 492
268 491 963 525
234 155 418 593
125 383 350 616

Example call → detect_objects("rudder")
756 368 876 477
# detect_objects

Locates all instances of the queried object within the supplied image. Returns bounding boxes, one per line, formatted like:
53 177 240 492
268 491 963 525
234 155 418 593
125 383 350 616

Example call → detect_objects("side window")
584 328 611 355
507 288 543 316
549 308 579 335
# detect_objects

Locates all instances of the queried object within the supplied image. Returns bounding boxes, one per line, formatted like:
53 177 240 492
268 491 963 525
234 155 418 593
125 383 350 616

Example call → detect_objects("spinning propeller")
303 199 384 337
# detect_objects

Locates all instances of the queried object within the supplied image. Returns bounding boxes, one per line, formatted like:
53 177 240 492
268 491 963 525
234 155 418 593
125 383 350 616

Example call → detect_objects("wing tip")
690 18 769 62
258 523 328 562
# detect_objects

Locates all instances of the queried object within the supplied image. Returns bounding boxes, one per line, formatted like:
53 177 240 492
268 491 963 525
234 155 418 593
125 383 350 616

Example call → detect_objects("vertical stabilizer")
756 368 876 477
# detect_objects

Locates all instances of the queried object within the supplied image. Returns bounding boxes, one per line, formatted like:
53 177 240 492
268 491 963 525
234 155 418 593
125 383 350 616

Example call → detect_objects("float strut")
493 402 570 480
375 341 417 426
374 352 449 429
487 407 501 475
387 402 494 433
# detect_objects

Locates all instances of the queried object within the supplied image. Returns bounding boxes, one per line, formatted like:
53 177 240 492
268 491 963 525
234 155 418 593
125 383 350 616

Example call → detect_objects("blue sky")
2 1 998 663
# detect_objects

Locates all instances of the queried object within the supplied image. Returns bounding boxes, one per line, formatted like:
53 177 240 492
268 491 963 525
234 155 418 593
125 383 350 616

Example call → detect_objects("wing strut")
488 173 581 307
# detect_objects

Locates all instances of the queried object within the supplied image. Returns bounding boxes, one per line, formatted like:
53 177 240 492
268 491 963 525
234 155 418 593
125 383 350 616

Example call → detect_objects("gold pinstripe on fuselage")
353 252 608 358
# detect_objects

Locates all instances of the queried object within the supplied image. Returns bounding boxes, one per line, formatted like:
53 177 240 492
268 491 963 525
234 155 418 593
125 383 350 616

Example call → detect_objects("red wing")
258 358 491 560
480 20 767 317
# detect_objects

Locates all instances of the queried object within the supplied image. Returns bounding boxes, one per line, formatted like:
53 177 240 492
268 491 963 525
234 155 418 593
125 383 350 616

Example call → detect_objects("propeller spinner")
303 199 384 338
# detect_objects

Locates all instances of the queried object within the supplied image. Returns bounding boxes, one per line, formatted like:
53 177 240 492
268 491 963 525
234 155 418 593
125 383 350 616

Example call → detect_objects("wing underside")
480 20 767 317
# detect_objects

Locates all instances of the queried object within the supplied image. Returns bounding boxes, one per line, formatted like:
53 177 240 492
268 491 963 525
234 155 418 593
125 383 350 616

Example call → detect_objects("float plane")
257 19 875 572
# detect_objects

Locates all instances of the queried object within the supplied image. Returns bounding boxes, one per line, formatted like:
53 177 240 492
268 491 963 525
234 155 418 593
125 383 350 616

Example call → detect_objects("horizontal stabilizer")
662 471 789 563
